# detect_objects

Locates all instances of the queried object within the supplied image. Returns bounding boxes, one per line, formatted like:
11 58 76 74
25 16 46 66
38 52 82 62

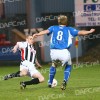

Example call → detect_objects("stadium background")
0 0 100 64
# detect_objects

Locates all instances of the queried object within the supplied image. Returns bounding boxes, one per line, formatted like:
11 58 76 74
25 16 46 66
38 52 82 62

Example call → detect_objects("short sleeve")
17 42 25 49
68 27 79 37
47 26 54 35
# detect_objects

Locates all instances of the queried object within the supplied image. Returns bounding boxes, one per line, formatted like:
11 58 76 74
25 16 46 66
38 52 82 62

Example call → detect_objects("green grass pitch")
0 64 100 100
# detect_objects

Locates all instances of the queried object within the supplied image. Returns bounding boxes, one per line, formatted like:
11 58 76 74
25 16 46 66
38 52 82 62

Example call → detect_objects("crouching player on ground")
4 34 44 89
33 15 95 90
3 58 42 80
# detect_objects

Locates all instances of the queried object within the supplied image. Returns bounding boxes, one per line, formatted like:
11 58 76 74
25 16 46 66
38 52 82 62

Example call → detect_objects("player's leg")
60 49 72 90
61 64 72 90
64 63 72 82
4 61 28 80
3 69 28 80
48 49 58 88
21 72 44 86
19 61 29 77
20 64 44 89
3 71 20 80
20 73 44 89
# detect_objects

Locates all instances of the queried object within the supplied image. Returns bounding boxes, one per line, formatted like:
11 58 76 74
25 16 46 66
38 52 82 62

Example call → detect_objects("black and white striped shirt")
17 42 36 63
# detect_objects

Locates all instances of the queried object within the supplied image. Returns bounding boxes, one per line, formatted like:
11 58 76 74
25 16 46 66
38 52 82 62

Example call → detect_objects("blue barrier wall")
0 46 21 61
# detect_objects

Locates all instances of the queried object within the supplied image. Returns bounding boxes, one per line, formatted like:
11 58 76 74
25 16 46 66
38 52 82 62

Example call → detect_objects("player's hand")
12 48 17 53
36 65 42 69
33 34 39 38
90 29 95 33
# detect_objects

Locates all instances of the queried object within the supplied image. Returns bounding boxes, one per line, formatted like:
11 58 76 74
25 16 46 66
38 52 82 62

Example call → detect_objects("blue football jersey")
48 25 79 49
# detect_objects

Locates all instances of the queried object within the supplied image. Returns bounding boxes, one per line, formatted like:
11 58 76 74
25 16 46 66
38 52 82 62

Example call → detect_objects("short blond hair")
58 15 67 25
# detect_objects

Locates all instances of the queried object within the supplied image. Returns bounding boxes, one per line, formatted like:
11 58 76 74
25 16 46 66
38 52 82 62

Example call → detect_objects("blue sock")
48 66 56 85
64 65 71 82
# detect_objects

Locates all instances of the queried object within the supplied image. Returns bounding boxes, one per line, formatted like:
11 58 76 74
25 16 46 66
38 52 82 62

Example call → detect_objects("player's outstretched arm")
12 43 19 53
33 30 49 38
78 29 95 35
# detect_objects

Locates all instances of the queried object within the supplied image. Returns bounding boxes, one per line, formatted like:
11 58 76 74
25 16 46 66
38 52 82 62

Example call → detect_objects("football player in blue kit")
33 15 95 90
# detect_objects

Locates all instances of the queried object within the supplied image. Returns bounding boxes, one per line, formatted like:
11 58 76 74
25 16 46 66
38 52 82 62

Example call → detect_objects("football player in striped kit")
4 34 44 89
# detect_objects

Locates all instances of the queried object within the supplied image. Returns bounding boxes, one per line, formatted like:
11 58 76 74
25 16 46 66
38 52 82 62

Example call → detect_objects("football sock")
64 65 71 82
10 71 20 78
24 78 40 85
48 66 56 85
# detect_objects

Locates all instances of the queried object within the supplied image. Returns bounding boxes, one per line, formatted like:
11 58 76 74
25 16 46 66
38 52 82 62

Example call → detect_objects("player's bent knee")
52 62 56 67
39 76 45 83
32 73 45 83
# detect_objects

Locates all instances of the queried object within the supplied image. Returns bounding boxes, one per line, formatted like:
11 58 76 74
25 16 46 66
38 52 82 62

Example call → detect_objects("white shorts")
50 49 72 66
20 60 39 77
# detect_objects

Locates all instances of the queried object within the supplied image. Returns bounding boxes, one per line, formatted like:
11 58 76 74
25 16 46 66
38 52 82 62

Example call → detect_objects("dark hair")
26 34 33 38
